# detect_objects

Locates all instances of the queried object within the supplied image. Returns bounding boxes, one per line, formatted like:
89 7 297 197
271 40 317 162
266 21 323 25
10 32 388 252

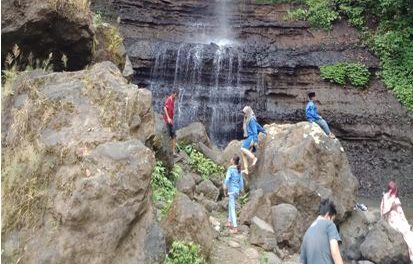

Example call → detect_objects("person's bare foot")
225 222 232 228
229 228 239 234
252 157 258 167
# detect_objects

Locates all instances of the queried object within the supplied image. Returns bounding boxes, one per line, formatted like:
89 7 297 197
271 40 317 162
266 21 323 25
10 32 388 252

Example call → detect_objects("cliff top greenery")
260 0 413 110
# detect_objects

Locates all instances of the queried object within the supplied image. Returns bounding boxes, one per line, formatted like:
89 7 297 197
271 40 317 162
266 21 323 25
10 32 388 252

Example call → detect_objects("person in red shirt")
163 90 178 155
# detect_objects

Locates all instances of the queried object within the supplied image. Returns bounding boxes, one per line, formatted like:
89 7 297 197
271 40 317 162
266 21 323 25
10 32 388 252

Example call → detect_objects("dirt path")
209 213 261 264
208 211 301 264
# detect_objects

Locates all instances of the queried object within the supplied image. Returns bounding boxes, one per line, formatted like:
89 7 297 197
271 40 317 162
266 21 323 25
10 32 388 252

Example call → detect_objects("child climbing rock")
223 155 244 234
240 106 265 175
305 92 336 139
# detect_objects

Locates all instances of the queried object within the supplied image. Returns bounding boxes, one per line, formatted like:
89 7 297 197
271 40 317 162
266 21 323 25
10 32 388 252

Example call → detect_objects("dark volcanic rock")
94 0 413 198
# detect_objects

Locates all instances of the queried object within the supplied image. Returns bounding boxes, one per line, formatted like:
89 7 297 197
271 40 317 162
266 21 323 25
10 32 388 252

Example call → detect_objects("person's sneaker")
241 169 249 175
173 152 179 158
329 134 336 139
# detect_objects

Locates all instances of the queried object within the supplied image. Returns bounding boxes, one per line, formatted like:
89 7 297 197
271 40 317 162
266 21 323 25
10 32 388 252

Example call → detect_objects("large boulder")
176 122 211 147
196 179 220 202
220 140 243 166
92 23 127 71
1 0 94 70
360 220 410 264
176 172 196 199
152 113 174 169
250 216 278 251
239 189 272 225
162 193 215 257
340 209 380 261
271 203 303 250
251 122 358 228
1 62 163 264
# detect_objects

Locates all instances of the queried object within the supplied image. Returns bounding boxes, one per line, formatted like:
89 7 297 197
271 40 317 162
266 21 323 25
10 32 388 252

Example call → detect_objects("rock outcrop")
176 122 212 147
271 204 303 251
162 193 215 257
252 122 358 223
360 220 410 264
2 0 94 70
1 62 164 264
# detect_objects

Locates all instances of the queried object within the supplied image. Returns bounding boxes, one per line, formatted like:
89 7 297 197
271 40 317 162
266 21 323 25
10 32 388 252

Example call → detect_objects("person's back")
225 166 243 193
300 199 343 264
300 219 340 264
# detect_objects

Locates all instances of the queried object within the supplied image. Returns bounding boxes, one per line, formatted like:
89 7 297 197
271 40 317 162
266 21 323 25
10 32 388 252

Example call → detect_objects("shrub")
286 0 338 30
320 63 370 87
163 241 205 264
180 144 225 180
151 161 176 216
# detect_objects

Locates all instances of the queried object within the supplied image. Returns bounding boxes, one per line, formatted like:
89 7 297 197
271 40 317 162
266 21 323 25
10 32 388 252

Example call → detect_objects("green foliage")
180 144 225 180
286 0 338 30
257 0 304 3
320 63 370 87
306 0 339 30
374 29 413 109
163 241 205 264
93 11 104 27
284 0 413 109
151 161 176 216
239 192 250 207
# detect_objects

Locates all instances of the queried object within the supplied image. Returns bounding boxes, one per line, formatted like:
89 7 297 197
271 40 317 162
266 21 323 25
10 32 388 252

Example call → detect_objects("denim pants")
228 192 239 228
315 119 331 135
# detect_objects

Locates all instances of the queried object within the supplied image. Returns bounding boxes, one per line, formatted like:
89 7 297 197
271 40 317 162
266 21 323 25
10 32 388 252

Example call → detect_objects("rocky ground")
2 60 411 263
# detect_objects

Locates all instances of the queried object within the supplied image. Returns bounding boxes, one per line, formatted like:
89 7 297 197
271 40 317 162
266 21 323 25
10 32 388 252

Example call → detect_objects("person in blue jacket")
306 92 335 138
241 106 265 175
223 155 244 234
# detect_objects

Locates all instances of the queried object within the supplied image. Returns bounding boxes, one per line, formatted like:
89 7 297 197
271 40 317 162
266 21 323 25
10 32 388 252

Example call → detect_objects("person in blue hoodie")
223 155 244 234
241 106 266 175
306 92 335 138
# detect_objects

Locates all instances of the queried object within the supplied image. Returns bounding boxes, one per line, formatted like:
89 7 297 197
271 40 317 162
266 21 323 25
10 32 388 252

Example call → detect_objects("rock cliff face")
1 62 165 264
1 0 94 70
92 0 413 199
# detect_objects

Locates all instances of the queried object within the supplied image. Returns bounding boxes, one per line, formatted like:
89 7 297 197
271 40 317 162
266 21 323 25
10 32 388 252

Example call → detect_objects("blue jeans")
315 119 331 135
228 192 239 228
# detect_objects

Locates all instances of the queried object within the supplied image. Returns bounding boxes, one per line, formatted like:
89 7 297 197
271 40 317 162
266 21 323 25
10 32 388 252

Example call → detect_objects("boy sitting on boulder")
305 92 335 139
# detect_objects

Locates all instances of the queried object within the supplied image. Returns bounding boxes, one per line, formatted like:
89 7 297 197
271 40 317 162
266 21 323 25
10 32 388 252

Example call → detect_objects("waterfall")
149 0 243 148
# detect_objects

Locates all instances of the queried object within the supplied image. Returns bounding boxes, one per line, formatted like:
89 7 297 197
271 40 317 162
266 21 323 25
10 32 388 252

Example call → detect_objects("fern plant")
163 241 205 264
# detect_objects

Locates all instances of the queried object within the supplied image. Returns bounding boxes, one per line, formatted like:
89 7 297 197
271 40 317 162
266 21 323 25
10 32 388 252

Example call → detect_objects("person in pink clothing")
380 181 413 262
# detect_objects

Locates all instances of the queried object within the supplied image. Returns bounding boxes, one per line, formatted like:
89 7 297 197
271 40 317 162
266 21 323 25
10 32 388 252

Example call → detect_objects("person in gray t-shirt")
300 199 344 264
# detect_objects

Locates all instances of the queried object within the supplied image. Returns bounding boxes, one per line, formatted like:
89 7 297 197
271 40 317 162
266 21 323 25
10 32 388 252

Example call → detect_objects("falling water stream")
149 0 244 147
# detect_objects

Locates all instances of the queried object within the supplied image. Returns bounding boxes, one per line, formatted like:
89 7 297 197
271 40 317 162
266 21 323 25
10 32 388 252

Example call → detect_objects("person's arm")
306 103 319 121
239 172 244 192
256 122 266 134
329 240 344 264
381 194 394 217
327 222 343 264
164 105 172 124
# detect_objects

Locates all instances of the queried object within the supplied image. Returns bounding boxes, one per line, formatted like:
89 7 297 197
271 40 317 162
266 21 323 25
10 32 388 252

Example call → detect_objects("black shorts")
167 123 176 138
